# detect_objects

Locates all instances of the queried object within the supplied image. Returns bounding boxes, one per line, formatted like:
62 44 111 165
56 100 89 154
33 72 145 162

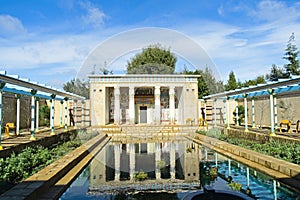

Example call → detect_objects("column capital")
129 86 135 94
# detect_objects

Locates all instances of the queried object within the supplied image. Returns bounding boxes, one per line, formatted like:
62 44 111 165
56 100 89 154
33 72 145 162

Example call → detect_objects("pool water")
60 138 300 200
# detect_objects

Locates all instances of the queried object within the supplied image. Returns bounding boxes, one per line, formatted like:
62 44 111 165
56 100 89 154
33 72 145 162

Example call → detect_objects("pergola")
0 71 85 150
202 76 300 135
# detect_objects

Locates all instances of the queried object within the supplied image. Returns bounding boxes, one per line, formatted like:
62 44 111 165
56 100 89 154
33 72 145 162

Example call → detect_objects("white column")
60 100 63 127
204 100 207 124
50 98 55 135
155 86 161 124
170 143 176 179
243 94 248 132
235 99 239 125
169 86 175 123
30 94 36 140
251 97 256 128
268 89 275 136
274 95 278 129
129 143 135 180
114 144 120 181
213 99 217 127
0 89 3 149
226 97 230 128
129 86 135 124
223 99 226 125
215 152 218 167
16 94 20 135
64 98 68 131
74 100 77 128
81 100 85 126
155 143 161 180
35 98 39 132
114 86 120 124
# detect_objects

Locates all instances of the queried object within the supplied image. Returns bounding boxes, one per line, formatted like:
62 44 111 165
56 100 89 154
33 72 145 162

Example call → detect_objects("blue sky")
0 0 300 88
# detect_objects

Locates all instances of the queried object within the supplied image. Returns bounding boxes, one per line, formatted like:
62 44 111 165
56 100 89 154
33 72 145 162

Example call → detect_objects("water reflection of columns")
246 167 250 187
155 143 161 180
273 180 277 200
170 143 176 179
215 152 218 167
114 144 121 181
129 143 135 180
228 159 231 176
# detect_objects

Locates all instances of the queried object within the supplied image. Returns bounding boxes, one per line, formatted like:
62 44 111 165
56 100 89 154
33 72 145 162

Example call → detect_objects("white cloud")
0 14 26 37
79 1 106 28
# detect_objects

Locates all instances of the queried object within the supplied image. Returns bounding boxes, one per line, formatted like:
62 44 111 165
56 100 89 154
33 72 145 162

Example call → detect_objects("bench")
5 123 16 137
279 119 291 133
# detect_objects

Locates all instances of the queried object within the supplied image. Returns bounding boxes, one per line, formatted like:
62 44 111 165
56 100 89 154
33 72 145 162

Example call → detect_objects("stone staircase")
98 125 198 140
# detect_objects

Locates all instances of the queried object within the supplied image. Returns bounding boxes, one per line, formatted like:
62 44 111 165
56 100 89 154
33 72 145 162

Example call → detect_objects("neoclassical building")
89 74 199 126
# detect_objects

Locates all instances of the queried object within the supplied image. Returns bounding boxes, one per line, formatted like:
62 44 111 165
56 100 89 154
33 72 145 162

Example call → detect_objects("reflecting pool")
60 137 300 200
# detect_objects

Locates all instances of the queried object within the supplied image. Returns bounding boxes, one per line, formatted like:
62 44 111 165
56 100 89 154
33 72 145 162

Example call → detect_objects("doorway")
140 106 147 123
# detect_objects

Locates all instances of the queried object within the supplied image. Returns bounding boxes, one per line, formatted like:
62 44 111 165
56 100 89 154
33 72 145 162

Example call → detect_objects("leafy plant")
133 171 148 181
228 181 242 191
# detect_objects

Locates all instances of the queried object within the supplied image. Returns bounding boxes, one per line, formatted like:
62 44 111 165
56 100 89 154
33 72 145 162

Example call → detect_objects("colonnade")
0 90 86 149
207 88 279 136
113 86 176 125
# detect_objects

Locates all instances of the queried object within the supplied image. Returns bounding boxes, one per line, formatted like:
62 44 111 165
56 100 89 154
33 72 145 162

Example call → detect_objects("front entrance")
140 106 147 123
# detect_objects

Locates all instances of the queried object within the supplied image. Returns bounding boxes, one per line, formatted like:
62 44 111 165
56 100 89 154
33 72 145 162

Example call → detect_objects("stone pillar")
170 143 176 179
16 94 21 135
235 99 239 126
204 100 207 123
114 144 120 181
169 86 175 123
114 86 120 124
129 86 135 124
30 89 37 141
226 97 230 128
60 100 63 127
129 143 135 180
155 143 161 180
0 84 4 150
74 100 77 128
213 99 217 127
64 97 68 131
251 97 256 128
268 89 275 136
155 86 161 124
35 97 39 132
215 152 218 167
81 100 85 126
243 93 248 132
50 94 56 135
274 95 278 129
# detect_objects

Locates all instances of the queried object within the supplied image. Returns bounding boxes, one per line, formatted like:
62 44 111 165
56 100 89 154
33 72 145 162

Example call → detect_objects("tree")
238 75 266 88
126 44 177 74
225 71 238 91
265 64 286 81
283 33 300 76
63 78 89 99
182 67 224 98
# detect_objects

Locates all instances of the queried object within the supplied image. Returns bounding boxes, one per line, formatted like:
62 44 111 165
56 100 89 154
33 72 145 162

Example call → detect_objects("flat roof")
88 74 201 78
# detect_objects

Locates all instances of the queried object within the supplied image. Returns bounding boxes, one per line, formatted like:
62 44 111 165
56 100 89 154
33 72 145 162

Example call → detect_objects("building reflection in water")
89 139 201 188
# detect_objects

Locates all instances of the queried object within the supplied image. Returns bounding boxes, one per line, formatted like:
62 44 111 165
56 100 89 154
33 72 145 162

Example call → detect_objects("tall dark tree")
126 44 177 74
239 75 266 88
283 33 300 76
225 71 238 91
63 78 89 99
265 64 286 81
